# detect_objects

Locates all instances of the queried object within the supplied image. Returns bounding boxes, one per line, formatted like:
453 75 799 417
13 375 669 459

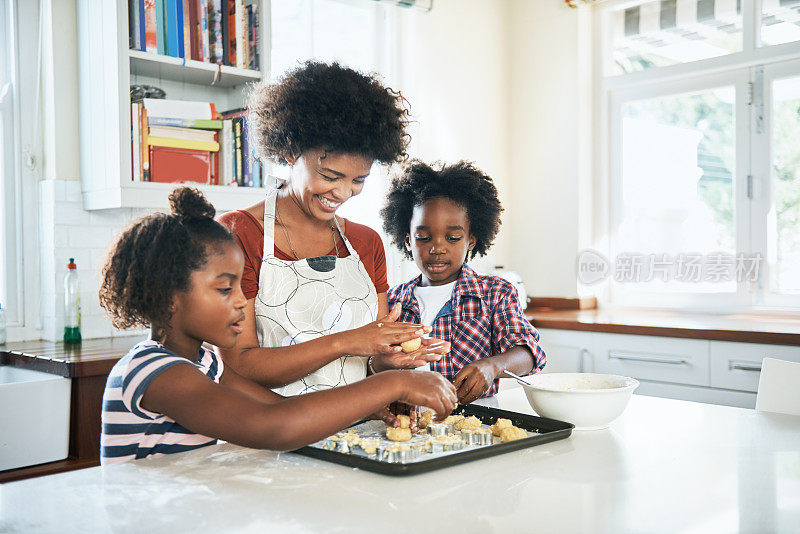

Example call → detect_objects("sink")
0 366 71 471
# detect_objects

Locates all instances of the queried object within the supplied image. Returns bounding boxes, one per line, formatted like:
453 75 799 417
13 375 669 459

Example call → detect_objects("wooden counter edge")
0 458 101 485
527 315 800 346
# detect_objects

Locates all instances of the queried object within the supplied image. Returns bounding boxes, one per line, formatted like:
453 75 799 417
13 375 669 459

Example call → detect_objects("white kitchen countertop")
1 388 799 533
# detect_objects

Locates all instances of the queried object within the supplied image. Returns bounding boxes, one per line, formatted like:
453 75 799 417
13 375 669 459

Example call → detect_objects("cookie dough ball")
386 426 412 442
419 410 434 429
443 414 464 426
397 414 411 429
401 337 422 353
491 418 513 436
499 426 527 442
454 415 482 431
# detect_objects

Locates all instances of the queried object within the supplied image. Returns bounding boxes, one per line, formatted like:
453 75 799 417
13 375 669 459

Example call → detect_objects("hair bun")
168 187 215 220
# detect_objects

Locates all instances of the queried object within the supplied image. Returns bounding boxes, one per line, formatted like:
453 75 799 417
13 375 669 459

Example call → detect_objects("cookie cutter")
475 429 493 446
377 445 418 463
427 422 454 437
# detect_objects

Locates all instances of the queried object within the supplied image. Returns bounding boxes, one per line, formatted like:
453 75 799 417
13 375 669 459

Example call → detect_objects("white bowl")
521 373 639 430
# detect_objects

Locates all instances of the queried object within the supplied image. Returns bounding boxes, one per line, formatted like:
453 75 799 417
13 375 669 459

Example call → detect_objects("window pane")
770 74 800 294
269 0 389 231
270 0 379 79
618 87 736 293
761 0 800 47
608 0 743 76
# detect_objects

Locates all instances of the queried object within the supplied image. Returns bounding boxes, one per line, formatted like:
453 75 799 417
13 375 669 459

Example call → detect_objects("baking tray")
292 404 574 476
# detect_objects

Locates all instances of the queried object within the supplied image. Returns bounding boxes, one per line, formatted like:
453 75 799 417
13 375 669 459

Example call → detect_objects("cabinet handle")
728 361 761 372
579 348 592 373
608 352 688 365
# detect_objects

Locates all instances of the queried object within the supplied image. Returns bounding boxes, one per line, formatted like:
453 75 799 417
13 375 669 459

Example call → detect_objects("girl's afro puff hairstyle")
98 187 234 339
381 160 503 260
247 60 410 165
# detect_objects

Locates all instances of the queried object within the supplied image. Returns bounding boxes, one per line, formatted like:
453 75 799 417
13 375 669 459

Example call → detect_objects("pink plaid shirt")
388 264 546 397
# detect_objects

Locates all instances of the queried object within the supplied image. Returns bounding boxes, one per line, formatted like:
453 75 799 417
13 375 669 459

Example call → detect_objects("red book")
149 145 218 185
144 0 157 52
227 0 236 66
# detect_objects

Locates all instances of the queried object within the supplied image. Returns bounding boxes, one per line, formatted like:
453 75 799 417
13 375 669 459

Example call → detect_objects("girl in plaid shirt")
380 161 546 404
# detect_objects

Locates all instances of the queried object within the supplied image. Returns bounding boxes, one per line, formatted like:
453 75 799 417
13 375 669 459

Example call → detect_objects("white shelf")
82 182 268 212
129 50 262 88
77 0 269 211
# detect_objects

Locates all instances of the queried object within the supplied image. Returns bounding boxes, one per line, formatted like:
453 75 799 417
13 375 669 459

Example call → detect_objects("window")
1 0 40 337
596 0 800 310
0 0 20 324
268 0 402 278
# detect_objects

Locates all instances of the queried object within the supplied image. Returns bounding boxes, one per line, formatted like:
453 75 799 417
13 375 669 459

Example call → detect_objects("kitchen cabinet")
537 328 594 373
710 341 800 392
592 333 709 387
535 328 800 409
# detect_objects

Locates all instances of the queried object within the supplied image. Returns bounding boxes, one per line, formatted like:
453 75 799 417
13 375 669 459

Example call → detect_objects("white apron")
255 188 379 396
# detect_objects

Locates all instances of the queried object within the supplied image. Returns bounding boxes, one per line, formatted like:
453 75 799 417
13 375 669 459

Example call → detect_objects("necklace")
275 199 340 260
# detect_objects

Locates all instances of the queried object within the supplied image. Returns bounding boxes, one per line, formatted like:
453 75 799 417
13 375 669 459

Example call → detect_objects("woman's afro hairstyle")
247 60 410 165
98 187 234 338
381 160 504 260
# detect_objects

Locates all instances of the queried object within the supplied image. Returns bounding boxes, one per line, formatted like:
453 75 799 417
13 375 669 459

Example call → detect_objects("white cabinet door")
636 380 757 409
592 333 710 386
537 329 595 374
710 341 800 393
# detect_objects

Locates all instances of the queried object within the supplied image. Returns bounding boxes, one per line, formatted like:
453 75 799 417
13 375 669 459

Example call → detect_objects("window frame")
753 56 800 307
593 0 800 312
1 0 41 340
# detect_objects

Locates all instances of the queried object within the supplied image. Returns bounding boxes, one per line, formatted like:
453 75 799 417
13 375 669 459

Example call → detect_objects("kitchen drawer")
636 379 757 409
710 341 800 393
592 333 710 387
537 329 595 374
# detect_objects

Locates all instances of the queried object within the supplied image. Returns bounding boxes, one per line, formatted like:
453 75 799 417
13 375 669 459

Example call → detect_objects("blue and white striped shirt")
100 340 224 465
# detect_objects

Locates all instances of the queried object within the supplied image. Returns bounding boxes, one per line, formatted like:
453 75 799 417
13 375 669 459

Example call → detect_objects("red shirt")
218 210 389 300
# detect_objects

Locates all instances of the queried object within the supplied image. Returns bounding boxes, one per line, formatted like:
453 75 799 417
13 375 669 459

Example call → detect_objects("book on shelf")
150 146 219 184
144 0 157 53
131 100 262 188
129 0 259 70
147 116 222 129
182 0 191 60
142 98 217 120
210 0 224 65
155 0 167 54
149 136 219 152
149 125 218 142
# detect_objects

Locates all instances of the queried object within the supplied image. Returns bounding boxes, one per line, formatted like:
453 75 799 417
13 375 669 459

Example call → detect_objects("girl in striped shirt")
99 187 457 465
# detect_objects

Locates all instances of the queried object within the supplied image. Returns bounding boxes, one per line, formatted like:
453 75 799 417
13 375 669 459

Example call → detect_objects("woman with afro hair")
380 160 547 404
218 62 448 404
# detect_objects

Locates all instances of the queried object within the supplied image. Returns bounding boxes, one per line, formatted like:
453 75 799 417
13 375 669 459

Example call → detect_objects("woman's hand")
396 370 458 421
375 337 451 370
340 304 429 357
452 359 502 405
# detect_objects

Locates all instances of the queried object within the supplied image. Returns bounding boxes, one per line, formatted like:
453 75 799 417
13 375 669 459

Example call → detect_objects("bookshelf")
77 0 271 211
129 50 262 88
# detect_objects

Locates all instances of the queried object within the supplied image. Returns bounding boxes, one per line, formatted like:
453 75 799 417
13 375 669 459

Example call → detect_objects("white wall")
26 0 585 341
395 0 512 272
505 0 587 298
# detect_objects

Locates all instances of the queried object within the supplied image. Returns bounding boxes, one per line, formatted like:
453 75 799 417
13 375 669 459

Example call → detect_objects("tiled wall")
37 179 500 342
39 180 151 341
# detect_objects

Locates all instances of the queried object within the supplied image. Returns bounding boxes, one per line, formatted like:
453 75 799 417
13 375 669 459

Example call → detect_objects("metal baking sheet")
292 404 574 476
